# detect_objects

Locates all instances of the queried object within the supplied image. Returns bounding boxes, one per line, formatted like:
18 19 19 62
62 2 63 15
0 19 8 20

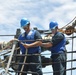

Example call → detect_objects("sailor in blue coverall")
18 18 43 75
41 21 66 75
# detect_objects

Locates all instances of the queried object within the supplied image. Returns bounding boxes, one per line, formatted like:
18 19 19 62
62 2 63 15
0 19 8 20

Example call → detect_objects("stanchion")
19 48 28 75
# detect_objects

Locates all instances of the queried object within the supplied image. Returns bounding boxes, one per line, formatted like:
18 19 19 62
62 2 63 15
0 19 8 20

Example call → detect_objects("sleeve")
51 32 64 46
34 30 42 40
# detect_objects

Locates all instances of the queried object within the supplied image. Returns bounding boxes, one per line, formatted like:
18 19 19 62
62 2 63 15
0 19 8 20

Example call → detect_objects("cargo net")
0 37 76 75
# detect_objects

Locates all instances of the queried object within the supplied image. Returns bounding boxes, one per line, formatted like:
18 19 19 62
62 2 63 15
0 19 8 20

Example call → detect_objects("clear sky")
0 0 76 75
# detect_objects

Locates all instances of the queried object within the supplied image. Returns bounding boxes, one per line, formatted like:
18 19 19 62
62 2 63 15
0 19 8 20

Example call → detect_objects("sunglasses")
50 26 57 31
22 24 29 29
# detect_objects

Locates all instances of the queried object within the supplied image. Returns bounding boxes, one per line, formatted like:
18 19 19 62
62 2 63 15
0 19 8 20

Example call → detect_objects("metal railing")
0 29 76 75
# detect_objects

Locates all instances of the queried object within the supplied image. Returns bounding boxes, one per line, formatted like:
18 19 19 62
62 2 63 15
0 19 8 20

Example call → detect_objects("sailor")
41 21 66 75
18 18 43 75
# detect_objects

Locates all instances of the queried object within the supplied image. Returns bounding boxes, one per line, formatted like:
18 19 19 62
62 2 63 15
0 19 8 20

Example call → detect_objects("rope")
61 16 76 29
11 59 76 66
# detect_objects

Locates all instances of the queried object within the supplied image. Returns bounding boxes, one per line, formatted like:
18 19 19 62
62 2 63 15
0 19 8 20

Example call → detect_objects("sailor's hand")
22 43 29 48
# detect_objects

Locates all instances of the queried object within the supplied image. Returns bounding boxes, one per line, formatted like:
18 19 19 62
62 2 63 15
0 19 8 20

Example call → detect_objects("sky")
0 0 76 75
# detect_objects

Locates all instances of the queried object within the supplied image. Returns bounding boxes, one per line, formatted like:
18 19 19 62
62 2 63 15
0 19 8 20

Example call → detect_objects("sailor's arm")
41 42 53 48
22 41 42 48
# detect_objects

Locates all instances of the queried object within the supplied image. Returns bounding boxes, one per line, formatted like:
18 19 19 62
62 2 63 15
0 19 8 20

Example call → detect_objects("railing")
0 34 76 75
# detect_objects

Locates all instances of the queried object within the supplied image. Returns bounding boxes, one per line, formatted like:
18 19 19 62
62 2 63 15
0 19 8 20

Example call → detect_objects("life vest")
50 33 66 55
18 30 41 54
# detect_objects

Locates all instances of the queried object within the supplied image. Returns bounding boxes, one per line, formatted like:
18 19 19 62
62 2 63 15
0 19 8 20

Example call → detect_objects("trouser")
17 54 43 75
51 53 66 75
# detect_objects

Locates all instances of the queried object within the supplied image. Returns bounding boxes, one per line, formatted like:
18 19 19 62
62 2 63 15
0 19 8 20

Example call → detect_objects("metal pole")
71 33 74 75
4 41 17 75
19 48 28 75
